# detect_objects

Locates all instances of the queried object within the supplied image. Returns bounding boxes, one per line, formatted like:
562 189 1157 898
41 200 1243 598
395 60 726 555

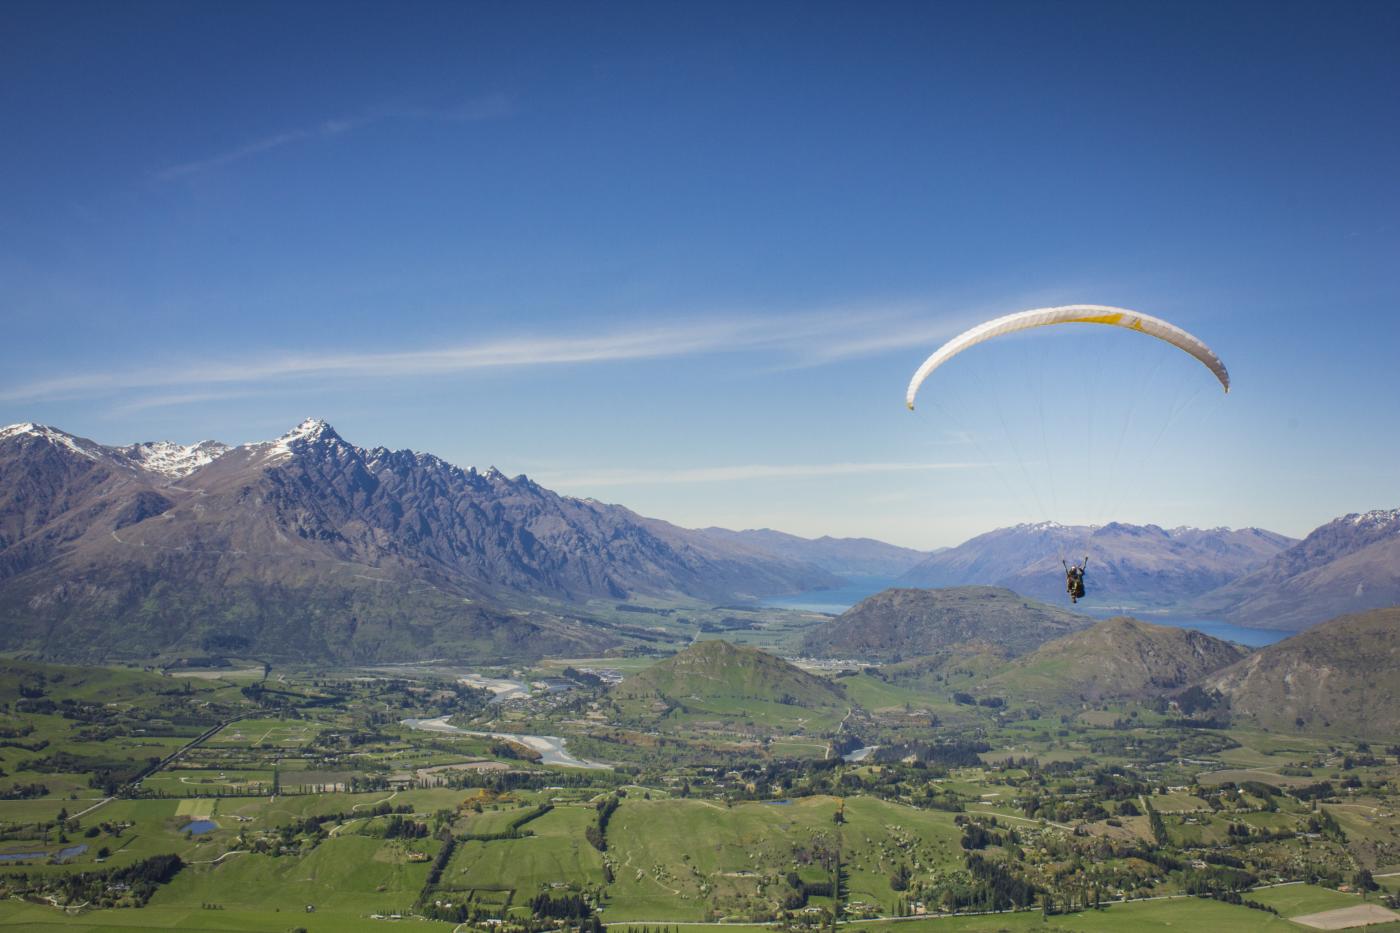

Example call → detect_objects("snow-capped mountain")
897 521 1296 608
116 439 232 477
0 419 834 662
1193 509 1400 630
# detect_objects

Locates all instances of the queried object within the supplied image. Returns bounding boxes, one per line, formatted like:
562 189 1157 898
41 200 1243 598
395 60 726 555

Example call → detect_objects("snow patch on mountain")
0 422 103 460
258 417 338 459
1348 509 1400 529
119 440 231 478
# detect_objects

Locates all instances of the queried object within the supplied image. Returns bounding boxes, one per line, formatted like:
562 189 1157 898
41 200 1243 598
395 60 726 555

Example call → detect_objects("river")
400 716 611 769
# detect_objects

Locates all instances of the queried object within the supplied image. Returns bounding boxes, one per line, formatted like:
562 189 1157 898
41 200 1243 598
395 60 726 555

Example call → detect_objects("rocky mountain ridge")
0 419 836 661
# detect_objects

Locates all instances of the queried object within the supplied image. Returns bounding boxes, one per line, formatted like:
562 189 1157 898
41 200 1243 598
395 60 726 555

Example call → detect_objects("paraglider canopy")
906 305 1229 410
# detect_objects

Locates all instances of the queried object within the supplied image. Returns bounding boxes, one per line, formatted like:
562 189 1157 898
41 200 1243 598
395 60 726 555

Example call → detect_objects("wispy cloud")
154 95 511 179
534 460 981 488
106 389 266 416
0 307 963 404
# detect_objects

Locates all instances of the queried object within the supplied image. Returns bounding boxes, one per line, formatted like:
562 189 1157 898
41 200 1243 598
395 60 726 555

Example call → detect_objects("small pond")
184 820 218 835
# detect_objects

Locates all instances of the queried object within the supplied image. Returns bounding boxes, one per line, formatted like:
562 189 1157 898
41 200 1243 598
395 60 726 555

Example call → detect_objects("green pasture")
1248 881 1365 915
839 674 941 713
441 805 606 903
140 769 274 797
609 896 1314 931
152 833 435 914
207 719 322 749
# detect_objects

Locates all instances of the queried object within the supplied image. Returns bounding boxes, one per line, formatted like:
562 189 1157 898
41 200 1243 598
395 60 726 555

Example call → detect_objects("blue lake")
763 578 1293 646
184 820 218 835
760 576 900 614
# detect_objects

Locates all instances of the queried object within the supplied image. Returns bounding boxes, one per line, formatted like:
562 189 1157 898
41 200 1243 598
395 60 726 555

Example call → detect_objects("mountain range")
897 521 1296 608
695 527 933 577
1191 510 1400 630
0 419 836 662
896 513 1400 630
2 418 1396 664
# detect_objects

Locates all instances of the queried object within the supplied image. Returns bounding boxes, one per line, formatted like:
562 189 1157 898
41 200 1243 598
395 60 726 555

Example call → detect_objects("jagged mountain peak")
1344 508 1400 529
0 417 840 663
268 416 341 448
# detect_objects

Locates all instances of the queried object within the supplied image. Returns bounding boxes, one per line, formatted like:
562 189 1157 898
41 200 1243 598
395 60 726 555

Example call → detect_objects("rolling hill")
1204 607 1400 738
986 616 1249 704
609 640 849 727
799 586 1090 661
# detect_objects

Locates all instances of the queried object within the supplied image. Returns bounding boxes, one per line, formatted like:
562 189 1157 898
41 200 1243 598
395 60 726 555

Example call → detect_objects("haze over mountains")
895 515 1400 631
2 419 1396 665
696 527 933 577
898 521 1297 609
1192 510 1400 630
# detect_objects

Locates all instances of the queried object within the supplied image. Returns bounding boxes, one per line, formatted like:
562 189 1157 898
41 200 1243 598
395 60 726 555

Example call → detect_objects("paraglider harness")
1063 556 1088 603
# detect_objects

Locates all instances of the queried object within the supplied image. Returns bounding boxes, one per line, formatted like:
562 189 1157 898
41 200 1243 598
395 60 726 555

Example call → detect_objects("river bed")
400 716 611 769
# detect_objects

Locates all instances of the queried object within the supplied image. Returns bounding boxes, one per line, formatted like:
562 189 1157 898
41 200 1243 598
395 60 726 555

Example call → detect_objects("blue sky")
3 0 1397 548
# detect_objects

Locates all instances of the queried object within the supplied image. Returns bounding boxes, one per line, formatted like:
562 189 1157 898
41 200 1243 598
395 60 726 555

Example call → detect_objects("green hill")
1205 607 1400 738
610 640 848 729
800 585 1089 661
987 616 1249 704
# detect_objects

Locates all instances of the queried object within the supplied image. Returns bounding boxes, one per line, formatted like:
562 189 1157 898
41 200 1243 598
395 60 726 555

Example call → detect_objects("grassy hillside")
608 640 848 731
800 586 1089 661
986 617 1249 705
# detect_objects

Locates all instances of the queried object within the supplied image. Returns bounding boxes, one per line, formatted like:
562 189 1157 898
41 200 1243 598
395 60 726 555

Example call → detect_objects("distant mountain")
1193 510 1400 631
1204 608 1400 738
696 527 934 577
611 639 847 716
898 521 1295 608
0 419 836 662
987 617 1249 704
800 586 1090 661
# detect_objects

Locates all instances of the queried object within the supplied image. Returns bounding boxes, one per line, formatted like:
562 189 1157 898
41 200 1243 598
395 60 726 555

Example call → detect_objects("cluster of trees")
928 854 1038 913
872 740 990 768
1182 866 1258 895
23 751 157 793
0 782 48 800
382 814 429 839
529 891 592 919
418 838 457 906
957 821 1005 851
0 853 183 909
586 796 619 852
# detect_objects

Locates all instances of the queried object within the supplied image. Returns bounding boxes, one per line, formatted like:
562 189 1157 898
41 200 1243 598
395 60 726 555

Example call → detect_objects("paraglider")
905 305 1230 411
1063 557 1088 603
905 304 1230 604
